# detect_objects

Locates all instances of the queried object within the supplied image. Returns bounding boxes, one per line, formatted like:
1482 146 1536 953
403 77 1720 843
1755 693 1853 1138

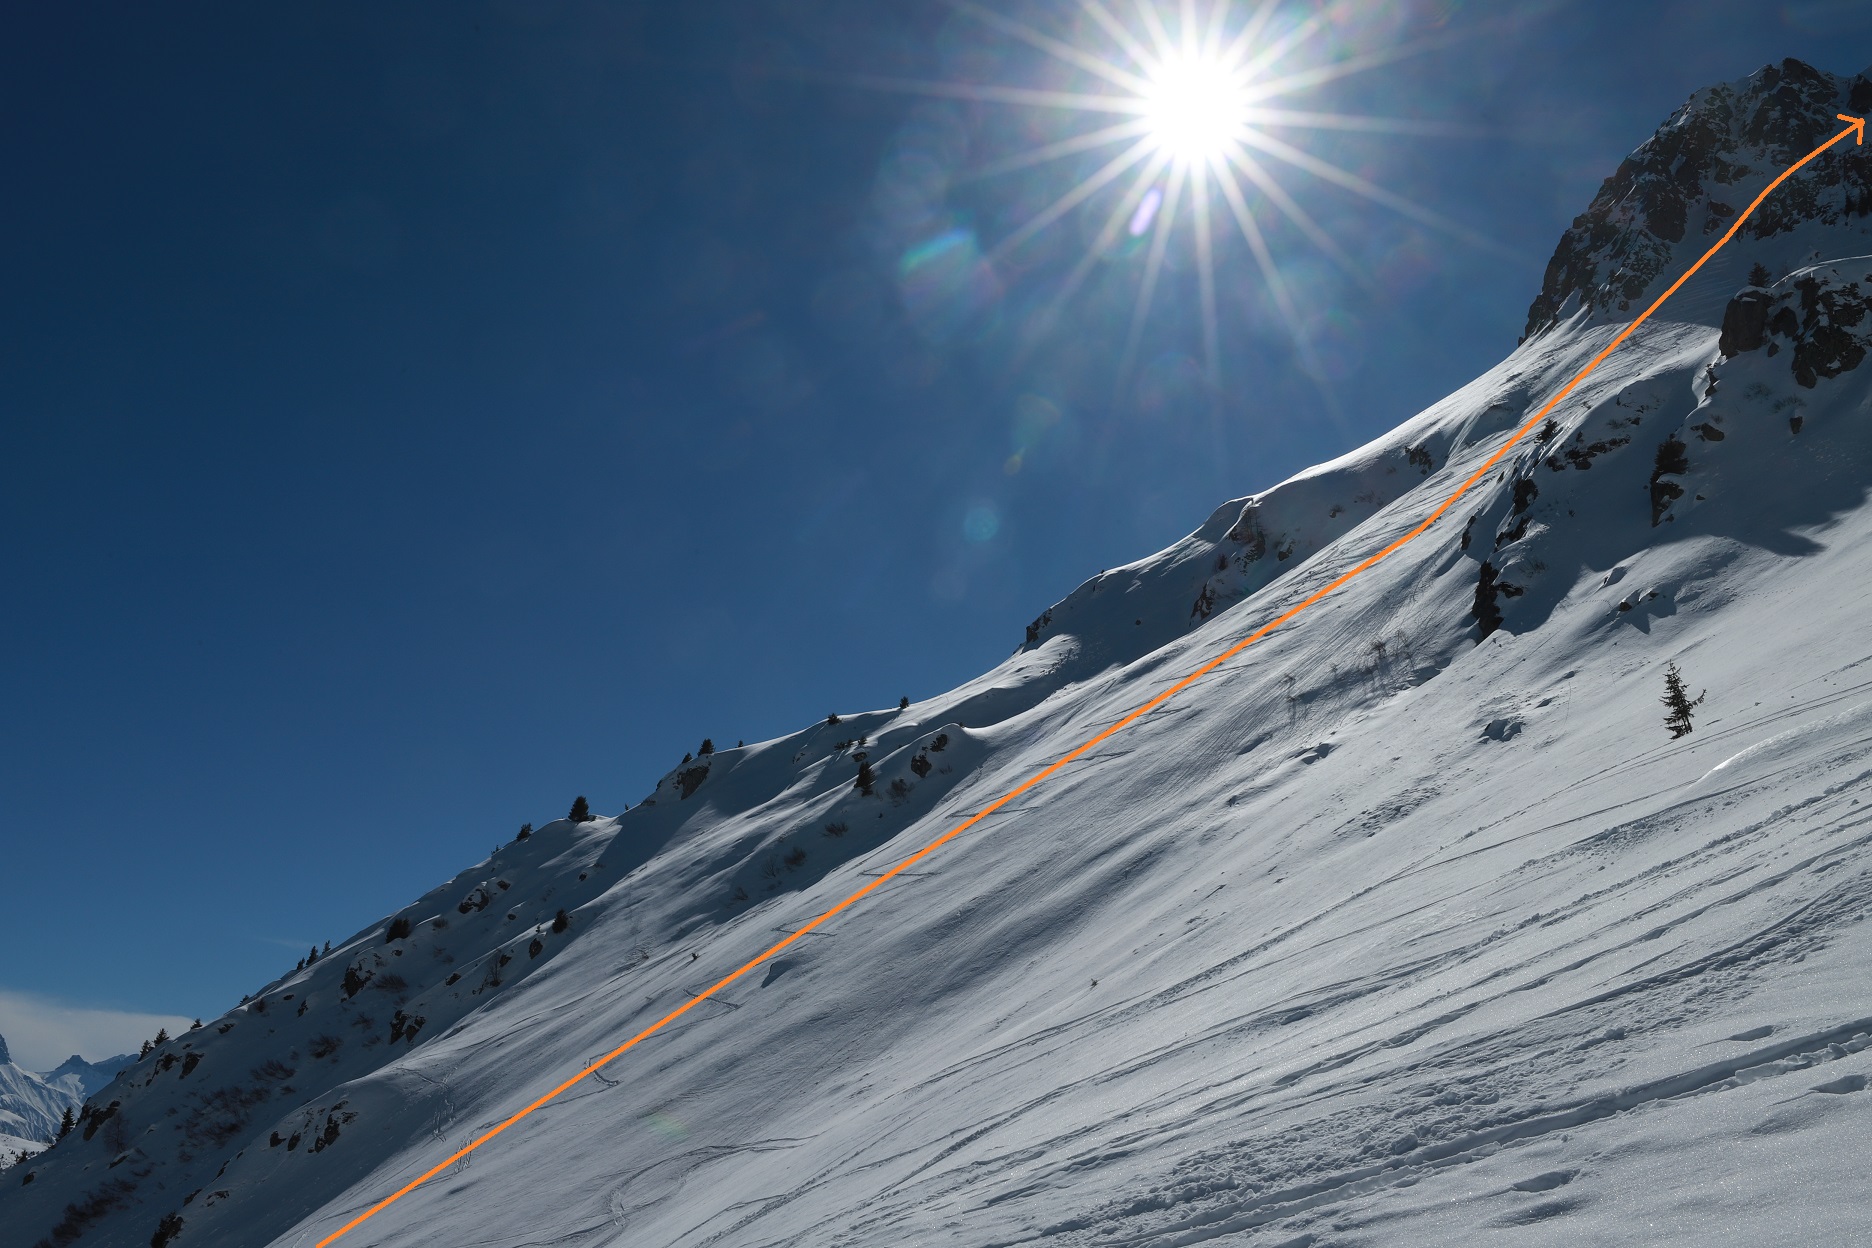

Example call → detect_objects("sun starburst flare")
850 0 1496 399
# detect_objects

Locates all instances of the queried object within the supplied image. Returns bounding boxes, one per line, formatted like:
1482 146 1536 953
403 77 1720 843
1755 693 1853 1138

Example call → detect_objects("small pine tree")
308 945 319 964
1660 661 1706 738
699 738 714 756
568 795 592 823
57 1106 74 1140
189 1019 202 1031
552 908 569 934
1748 261 1772 287
140 1040 152 1059
826 713 841 725
899 696 910 710
385 916 413 942
515 823 532 842
323 940 331 954
853 759 876 796
153 1028 168 1046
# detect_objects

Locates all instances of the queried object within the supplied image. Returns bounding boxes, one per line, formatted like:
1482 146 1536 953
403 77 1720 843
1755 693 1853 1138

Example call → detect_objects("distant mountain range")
0 1034 130 1166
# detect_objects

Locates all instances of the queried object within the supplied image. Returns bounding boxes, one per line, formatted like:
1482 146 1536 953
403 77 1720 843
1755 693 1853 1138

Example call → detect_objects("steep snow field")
8 59 1872 1248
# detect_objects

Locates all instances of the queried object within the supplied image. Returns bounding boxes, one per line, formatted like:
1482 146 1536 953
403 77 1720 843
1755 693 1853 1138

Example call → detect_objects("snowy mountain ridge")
8 59 1872 1248
0 1039 131 1170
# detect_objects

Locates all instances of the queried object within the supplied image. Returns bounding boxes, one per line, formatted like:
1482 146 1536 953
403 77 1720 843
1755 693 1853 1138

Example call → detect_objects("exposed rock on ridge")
1524 59 1872 339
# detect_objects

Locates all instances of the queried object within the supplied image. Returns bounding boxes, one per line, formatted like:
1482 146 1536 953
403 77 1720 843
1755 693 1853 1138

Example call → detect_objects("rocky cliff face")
1524 59 1872 339
1721 260 1872 389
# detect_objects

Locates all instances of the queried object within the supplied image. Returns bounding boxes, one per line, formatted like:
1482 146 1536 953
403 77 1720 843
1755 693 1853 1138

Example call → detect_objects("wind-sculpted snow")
11 62 1872 1248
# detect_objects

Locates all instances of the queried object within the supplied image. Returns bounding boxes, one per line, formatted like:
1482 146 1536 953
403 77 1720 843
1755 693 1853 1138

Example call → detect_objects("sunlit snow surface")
9 67 1872 1248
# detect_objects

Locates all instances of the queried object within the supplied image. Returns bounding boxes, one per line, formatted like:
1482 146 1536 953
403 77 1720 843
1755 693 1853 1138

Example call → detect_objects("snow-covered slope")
9 59 1872 1248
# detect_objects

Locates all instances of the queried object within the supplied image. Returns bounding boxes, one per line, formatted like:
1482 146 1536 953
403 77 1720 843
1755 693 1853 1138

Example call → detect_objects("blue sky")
5 0 1872 1068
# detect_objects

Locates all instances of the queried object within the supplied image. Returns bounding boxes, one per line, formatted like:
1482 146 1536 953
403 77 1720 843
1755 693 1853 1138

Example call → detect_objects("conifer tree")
515 823 532 842
699 738 714 756
153 1028 168 1046
899 696 910 710
1661 661 1706 738
57 1106 73 1140
568 795 592 822
853 758 876 796
307 945 319 964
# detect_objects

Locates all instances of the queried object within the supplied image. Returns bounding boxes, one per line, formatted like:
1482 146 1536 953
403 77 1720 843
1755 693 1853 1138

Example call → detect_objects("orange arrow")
306 113 1870 1248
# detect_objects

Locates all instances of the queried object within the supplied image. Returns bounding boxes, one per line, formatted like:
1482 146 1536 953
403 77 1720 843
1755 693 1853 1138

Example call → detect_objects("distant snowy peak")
41 1053 133 1100
0 1033 131 1162
1525 59 1872 339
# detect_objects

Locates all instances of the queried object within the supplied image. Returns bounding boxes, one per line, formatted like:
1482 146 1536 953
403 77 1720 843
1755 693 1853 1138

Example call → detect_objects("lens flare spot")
1128 185 1164 237
1004 453 1023 475
1011 393 1063 453
962 502 1001 543
898 228 1001 343
641 1111 687 1141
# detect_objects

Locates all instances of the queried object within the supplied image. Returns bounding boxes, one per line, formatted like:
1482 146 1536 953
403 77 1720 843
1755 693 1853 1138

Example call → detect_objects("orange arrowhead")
1839 113 1865 145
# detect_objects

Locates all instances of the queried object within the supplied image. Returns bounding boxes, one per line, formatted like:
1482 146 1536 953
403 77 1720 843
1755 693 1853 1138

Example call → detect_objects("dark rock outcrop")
1717 264 1872 387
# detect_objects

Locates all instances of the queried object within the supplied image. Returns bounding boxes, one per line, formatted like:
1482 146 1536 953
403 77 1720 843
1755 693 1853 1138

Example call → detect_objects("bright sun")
1141 51 1248 164
860 1 1487 393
